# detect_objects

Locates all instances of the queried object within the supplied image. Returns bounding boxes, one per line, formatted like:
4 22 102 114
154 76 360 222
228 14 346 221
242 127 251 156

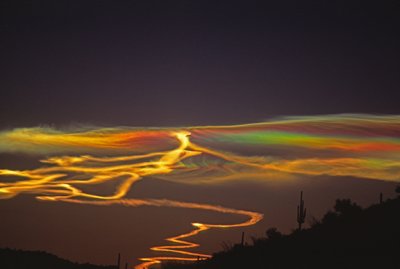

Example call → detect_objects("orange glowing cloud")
1 114 400 268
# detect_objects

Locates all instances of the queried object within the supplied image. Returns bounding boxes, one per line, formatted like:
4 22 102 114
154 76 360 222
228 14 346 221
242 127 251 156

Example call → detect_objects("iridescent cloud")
1 114 400 268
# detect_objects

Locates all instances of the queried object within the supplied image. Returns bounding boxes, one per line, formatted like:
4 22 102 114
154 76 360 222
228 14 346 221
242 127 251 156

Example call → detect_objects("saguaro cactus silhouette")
297 191 306 230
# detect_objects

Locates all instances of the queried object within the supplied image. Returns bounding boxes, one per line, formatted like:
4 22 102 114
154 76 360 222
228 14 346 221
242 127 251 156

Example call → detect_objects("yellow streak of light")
61 198 262 269
0 131 263 269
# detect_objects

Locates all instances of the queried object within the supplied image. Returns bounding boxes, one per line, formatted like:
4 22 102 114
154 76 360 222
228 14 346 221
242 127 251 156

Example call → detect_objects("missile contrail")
1 114 400 267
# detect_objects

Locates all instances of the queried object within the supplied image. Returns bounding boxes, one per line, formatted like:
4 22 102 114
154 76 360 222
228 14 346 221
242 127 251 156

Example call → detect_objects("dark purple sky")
1 0 400 128
1 1 400 267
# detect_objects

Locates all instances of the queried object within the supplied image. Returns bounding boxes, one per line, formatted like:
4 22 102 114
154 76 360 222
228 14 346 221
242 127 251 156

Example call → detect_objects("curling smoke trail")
0 130 263 268
63 198 262 269
1 114 400 267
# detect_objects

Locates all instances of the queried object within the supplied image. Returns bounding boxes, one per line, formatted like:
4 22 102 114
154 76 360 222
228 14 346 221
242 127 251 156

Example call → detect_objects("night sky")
1 0 400 127
1 1 400 268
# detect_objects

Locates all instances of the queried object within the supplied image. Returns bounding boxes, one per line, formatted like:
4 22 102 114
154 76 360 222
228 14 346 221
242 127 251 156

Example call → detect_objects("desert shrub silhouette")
163 194 400 269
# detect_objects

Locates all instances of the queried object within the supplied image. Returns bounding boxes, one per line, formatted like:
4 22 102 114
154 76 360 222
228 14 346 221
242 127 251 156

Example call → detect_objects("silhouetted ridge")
0 248 117 269
163 196 400 269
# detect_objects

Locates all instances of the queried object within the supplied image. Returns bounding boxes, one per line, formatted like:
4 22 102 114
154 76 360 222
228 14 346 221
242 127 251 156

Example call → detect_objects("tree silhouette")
333 199 361 216
266 227 282 240
396 185 400 196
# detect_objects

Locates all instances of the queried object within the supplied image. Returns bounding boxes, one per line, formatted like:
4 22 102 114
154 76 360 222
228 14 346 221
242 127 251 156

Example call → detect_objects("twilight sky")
1 1 400 268
1 0 400 127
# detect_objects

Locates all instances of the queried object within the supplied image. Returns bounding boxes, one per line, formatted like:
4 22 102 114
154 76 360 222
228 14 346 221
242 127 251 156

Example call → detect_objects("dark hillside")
163 197 400 269
0 248 117 269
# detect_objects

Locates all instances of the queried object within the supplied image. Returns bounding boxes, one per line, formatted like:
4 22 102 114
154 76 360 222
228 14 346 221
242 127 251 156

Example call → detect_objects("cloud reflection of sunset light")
1 114 400 268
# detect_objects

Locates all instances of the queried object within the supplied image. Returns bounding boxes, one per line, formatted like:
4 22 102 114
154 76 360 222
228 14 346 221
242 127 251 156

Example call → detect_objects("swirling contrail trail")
0 130 263 268
1 114 400 268
63 198 262 269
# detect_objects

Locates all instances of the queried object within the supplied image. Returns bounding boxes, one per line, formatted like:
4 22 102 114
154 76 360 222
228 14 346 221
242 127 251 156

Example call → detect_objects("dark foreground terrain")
0 248 117 269
163 195 400 269
2 194 399 269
